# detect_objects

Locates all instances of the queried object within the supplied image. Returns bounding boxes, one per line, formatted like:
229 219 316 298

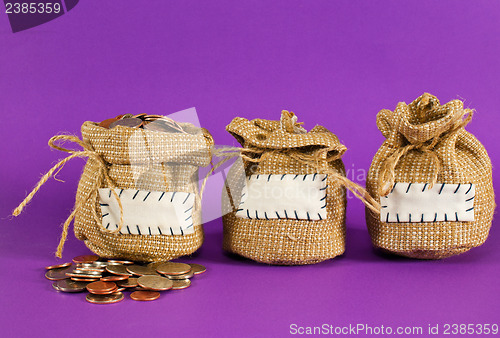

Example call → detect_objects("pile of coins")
45 255 206 304
98 113 189 134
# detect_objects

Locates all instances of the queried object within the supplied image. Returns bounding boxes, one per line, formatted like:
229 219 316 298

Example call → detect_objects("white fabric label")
98 188 195 235
381 182 475 223
235 174 328 221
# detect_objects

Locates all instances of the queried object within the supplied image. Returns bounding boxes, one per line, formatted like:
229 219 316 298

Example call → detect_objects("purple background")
1 1 499 337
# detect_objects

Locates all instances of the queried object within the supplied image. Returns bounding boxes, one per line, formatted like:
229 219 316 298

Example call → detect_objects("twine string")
378 108 473 196
12 135 124 257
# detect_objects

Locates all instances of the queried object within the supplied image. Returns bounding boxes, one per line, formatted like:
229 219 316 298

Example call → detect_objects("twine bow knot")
12 135 124 257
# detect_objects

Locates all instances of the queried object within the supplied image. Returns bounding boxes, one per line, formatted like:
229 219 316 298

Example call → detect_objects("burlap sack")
221 111 348 265
14 120 213 262
366 93 495 259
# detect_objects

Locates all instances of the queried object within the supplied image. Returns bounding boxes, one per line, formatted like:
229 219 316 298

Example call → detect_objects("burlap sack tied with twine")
222 111 380 265
13 120 214 262
366 93 495 259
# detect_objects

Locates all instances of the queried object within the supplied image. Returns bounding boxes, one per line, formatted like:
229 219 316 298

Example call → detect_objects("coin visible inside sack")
156 262 191 275
188 263 206 275
137 275 173 291
130 290 160 301
86 292 124 304
126 265 159 276
171 279 191 290
109 117 143 129
53 279 88 293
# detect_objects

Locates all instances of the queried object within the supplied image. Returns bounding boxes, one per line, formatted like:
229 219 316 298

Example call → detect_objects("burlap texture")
73 121 213 262
222 113 347 265
366 94 495 259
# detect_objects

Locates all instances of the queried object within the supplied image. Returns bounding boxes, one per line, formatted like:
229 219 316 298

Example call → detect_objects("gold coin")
188 263 207 275
166 270 194 280
171 279 191 290
137 275 173 291
105 264 132 276
86 292 124 304
127 265 159 276
156 262 191 275
147 262 167 270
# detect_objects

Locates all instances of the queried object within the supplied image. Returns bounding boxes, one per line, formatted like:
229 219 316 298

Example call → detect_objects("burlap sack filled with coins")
366 93 495 259
221 111 349 265
14 115 214 262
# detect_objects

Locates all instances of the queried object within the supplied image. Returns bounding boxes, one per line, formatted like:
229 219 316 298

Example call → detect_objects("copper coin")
90 286 118 295
127 265 159 276
54 279 88 293
130 291 160 301
166 270 194 280
137 275 173 291
188 263 207 275
45 262 72 270
147 262 166 270
86 292 124 304
100 275 129 282
52 282 60 291
98 117 120 129
73 255 99 264
116 287 126 292
117 278 139 288
156 262 191 275
107 260 134 265
106 264 132 276
171 279 191 290
71 277 99 282
45 266 72 281
109 117 142 129
86 281 117 294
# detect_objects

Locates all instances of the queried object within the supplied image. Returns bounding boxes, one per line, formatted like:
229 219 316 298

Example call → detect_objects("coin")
76 267 105 273
100 275 129 282
109 117 142 129
107 260 134 265
86 281 117 294
66 272 102 279
98 117 120 129
73 255 99 264
156 262 191 275
130 291 160 301
117 278 138 288
171 279 191 290
147 262 166 270
188 263 207 275
166 270 194 280
71 277 99 282
105 264 132 276
45 266 72 281
116 287 126 292
86 292 124 304
127 265 159 276
54 279 88 293
45 262 72 270
137 275 173 291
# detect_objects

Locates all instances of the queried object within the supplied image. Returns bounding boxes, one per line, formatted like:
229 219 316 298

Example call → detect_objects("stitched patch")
235 174 328 221
98 188 195 235
381 182 475 223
